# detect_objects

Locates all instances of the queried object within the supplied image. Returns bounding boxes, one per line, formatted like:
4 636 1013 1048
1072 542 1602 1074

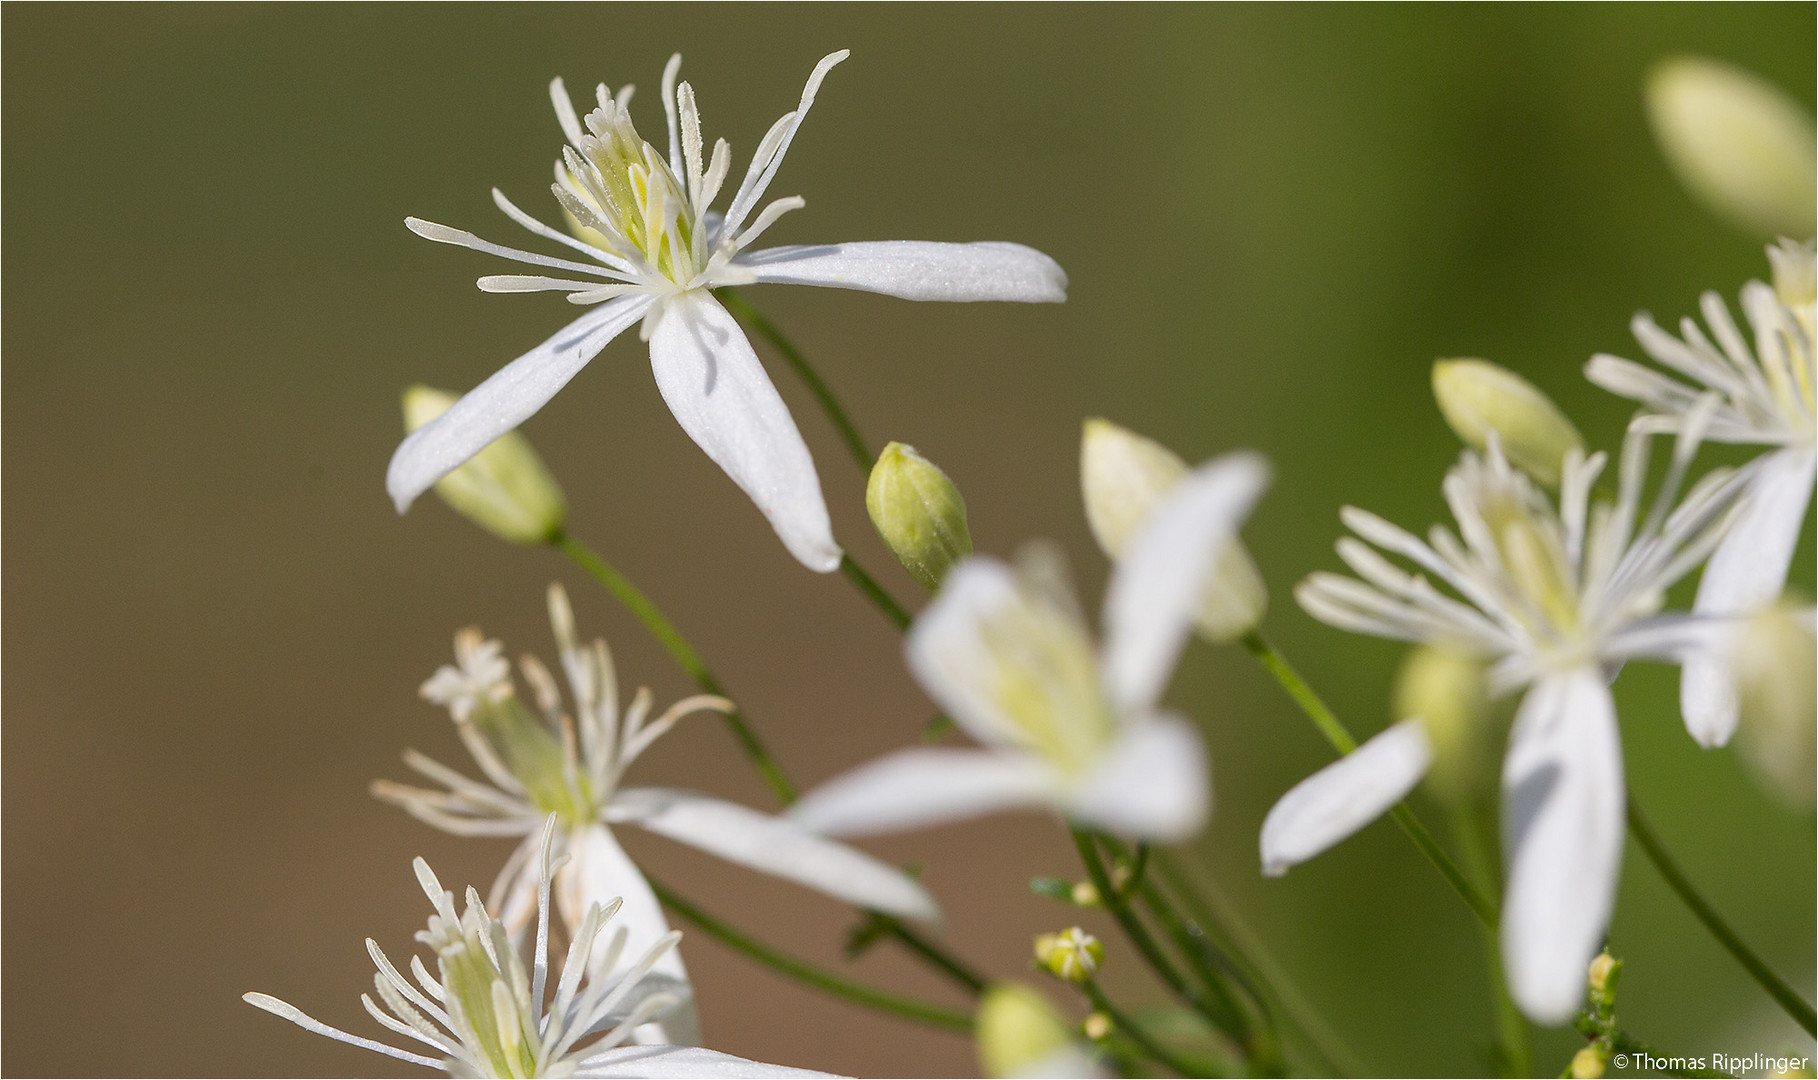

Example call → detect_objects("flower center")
566 103 703 287
434 929 540 1078
470 695 599 826
979 588 1117 776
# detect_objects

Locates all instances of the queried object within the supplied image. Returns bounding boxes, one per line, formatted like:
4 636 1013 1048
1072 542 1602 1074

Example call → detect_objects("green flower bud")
1395 644 1491 805
976 983 1078 1079
1034 927 1103 983
402 386 567 545
866 442 972 592
1081 1012 1113 1041
1588 952 1622 1010
1432 359 1585 487
1646 56 1817 238
1735 604 1817 807
1080 419 1267 640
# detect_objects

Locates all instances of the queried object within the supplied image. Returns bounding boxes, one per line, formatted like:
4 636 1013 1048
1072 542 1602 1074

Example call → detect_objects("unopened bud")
1570 1046 1606 1080
1070 881 1101 908
1081 1013 1112 1041
1034 927 1103 983
976 983 1076 1079
403 386 567 545
1395 644 1491 805
867 442 972 592
1432 360 1584 487
1646 56 1817 238
1588 952 1621 1008
1735 604 1817 806
1080 419 1267 640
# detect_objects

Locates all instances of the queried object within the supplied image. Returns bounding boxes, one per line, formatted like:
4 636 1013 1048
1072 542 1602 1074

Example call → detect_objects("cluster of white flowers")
252 45 1814 1079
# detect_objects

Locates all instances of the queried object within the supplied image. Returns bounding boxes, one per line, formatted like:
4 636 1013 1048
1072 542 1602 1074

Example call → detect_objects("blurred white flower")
1290 428 1749 1024
790 452 1271 843
389 51 1067 572
245 820 830 1078
376 584 939 1044
1586 243 1816 747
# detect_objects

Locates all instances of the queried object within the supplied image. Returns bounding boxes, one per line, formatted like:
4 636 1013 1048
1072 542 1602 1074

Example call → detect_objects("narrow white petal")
575 1044 836 1079
1065 714 1210 842
608 787 940 922
1259 719 1432 876
905 557 1038 748
789 748 1059 837
1101 452 1271 713
387 295 651 511
735 241 1067 303
648 291 840 572
559 824 700 1046
1501 670 1625 1025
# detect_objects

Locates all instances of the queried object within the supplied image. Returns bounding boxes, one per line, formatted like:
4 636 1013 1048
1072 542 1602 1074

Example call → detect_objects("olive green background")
4 4 1813 1077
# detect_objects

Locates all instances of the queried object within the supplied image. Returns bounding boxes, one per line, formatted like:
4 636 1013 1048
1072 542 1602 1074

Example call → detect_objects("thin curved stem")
553 531 796 805
839 553 913 631
1452 807 1530 1077
1079 977 1223 1078
1239 631 1498 928
1626 797 1815 1036
718 288 876 474
647 873 972 1032
1072 830 1249 1044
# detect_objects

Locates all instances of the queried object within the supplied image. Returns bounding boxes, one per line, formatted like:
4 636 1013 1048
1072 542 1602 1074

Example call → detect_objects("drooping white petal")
1100 452 1270 713
607 787 940 922
1682 447 1817 747
734 241 1067 303
647 291 841 572
387 295 652 512
1065 714 1210 842
559 824 699 1047
1500 669 1626 1025
575 1044 837 1079
789 748 1060 837
1258 719 1433 877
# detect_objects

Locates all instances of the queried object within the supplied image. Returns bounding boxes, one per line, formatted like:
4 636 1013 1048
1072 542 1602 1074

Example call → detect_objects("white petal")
735 241 1067 303
904 557 1030 748
386 294 651 512
560 824 700 1046
1065 714 1210 842
576 1044 836 1079
607 787 939 922
1683 447 1816 747
1100 452 1271 713
1500 670 1626 1025
789 748 1059 837
1258 719 1432 877
648 291 841 572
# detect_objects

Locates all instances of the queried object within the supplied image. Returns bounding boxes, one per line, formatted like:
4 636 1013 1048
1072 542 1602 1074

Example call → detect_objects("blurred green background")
4 5 1813 1076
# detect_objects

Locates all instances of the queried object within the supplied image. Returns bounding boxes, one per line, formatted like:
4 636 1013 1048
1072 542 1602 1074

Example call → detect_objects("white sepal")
789 748 1058 837
1065 714 1209 842
1259 719 1432 877
575 1043 837 1079
737 241 1067 303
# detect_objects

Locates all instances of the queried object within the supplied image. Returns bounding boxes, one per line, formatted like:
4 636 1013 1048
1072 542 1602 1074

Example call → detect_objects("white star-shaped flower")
388 51 1067 571
376 584 939 1045
789 452 1270 843
1284 427 1751 1023
1585 240 1816 746
246 819 833 1078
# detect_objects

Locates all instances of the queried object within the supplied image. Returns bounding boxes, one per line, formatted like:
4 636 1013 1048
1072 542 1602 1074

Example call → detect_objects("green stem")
647 873 973 1031
1238 631 1498 928
1452 809 1530 1077
1152 852 1364 1078
1080 978 1221 1078
839 553 913 631
719 288 875 474
552 531 795 805
1626 797 1816 1036
1072 830 1248 1044
881 921 987 995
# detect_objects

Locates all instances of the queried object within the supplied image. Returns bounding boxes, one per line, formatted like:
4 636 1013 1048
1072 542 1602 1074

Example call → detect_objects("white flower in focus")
1586 244 1817 747
245 820 831 1078
1287 428 1750 1023
389 51 1068 573
376 584 939 1044
790 452 1271 843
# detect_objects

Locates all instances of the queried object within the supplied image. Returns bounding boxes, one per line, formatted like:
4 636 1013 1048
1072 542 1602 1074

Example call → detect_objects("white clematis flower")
388 51 1068 572
1288 428 1750 1024
1586 241 1816 748
375 585 939 1045
245 819 832 1078
790 452 1270 843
